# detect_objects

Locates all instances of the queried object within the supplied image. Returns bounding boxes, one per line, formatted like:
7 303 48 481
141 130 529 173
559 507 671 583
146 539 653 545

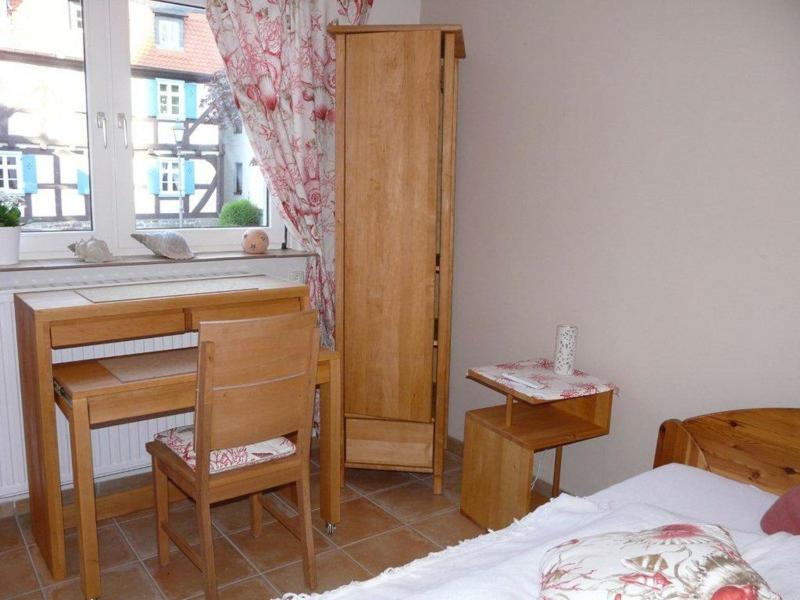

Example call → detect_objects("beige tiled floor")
1 450 484 600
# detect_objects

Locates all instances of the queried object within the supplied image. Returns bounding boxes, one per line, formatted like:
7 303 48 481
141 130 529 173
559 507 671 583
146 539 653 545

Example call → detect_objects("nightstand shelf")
461 391 612 530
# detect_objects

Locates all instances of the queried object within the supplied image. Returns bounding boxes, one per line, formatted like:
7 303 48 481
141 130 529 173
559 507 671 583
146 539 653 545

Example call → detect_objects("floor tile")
30 525 136 586
344 527 438 576
266 549 369 595
215 576 276 600
119 505 221 560
370 482 455 523
344 469 414 495
309 473 358 512
442 451 462 473
230 519 332 573
412 510 484 548
43 562 160 600
311 498 401 546
144 537 256 600
16 513 35 546
0 516 23 552
419 468 462 500
11 592 44 600
0 547 39 599
211 497 276 535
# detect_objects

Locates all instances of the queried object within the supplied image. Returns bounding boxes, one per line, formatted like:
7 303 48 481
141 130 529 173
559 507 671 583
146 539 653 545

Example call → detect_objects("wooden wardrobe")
329 25 465 494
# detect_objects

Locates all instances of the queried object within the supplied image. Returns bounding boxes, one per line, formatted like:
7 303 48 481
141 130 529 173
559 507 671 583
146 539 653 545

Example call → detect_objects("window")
0 0 93 236
155 14 183 50
159 160 180 197
1 0 282 258
68 0 83 30
157 78 183 120
0 152 21 191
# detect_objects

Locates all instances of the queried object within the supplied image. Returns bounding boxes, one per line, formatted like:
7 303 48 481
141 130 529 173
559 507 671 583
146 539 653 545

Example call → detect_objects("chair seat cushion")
154 425 296 474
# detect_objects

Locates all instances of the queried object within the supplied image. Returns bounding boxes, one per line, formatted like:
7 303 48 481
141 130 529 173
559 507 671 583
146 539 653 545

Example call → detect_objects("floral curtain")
207 0 372 348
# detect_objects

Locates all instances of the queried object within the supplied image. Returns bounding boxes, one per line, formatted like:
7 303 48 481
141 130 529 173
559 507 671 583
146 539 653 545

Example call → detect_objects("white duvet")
285 465 800 600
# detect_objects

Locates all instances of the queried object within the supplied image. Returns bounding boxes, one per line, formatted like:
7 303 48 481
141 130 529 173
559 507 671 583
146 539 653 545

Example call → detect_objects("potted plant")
218 199 263 227
0 193 23 265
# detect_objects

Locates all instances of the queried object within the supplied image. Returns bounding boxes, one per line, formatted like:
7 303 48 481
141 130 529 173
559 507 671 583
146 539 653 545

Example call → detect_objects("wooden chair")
146 311 320 599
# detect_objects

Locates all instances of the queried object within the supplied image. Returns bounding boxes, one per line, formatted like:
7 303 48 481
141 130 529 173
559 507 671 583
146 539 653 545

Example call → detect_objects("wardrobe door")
343 31 441 422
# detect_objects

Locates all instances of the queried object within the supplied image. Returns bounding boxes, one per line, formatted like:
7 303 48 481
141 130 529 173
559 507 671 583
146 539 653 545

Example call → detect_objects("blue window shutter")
185 82 197 119
21 155 37 194
148 162 160 195
76 169 90 195
147 79 158 118
183 160 195 195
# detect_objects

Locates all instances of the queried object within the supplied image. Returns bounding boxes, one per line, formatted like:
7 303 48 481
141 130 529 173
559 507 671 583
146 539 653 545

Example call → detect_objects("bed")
287 408 800 599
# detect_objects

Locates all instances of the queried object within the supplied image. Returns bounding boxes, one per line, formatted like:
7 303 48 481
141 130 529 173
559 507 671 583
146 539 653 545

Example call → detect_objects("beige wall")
369 0 421 24
421 0 800 495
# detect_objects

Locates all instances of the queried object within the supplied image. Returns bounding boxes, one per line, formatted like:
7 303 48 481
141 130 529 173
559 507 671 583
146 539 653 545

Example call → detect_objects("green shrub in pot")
218 199 262 227
0 194 23 266
0 197 22 227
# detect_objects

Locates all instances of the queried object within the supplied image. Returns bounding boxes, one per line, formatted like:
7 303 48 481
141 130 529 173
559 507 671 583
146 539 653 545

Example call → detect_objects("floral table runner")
468 358 616 402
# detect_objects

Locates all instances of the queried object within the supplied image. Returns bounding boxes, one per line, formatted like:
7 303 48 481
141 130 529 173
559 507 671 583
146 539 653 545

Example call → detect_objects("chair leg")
249 493 263 538
152 457 171 567
296 470 317 590
197 499 218 600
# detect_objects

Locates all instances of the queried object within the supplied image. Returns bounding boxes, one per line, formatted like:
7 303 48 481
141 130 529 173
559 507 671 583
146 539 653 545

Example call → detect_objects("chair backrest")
193 311 320 477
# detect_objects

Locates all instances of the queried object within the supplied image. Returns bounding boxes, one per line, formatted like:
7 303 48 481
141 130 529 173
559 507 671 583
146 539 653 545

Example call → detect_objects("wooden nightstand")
461 360 613 530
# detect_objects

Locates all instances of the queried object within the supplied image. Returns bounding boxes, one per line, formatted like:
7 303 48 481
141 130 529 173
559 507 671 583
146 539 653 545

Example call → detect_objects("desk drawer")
50 310 186 348
189 298 302 329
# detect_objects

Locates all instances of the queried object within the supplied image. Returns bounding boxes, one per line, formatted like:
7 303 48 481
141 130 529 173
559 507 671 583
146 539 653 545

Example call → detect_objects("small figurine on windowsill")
67 237 114 263
242 228 269 254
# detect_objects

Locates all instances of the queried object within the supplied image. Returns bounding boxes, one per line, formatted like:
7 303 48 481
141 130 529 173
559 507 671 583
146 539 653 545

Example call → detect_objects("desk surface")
15 275 307 320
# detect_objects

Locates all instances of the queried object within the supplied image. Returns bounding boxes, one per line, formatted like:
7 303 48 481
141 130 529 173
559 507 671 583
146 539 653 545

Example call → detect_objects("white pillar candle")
554 324 578 375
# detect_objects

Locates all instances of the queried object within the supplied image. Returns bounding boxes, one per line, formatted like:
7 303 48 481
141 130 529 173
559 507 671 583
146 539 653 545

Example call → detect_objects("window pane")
128 0 269 230
0 0 93 231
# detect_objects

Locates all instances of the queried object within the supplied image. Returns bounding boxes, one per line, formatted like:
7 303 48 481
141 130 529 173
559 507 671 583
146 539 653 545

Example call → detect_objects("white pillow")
539 523 780 599
741 533 800 600
589 463 778 534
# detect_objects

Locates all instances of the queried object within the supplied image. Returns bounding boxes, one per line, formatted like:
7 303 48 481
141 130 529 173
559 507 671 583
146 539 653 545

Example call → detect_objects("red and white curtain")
207 0 372 348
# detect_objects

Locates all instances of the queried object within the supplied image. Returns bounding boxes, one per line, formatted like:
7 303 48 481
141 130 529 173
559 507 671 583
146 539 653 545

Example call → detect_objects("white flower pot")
0 226 21 266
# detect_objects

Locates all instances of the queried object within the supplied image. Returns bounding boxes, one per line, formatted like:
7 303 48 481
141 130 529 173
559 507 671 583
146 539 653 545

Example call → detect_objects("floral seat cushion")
154 425 295 474
539 523 781 600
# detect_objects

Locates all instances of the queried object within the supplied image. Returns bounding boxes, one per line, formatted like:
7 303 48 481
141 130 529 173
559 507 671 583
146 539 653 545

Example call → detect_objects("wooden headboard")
654 408 800 495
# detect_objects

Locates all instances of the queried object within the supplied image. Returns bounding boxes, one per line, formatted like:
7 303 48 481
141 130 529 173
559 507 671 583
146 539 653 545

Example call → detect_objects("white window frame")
0 151 22 192
158 159 181 197
156 78 184 121
18 0 287 259
155 14 183 50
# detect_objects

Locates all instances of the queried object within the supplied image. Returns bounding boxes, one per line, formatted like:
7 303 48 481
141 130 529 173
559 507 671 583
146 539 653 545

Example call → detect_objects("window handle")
116 113 129 149
96 112 108 149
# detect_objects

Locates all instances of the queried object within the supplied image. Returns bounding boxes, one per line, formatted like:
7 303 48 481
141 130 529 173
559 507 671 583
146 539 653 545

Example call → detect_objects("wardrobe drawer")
345 417 433 470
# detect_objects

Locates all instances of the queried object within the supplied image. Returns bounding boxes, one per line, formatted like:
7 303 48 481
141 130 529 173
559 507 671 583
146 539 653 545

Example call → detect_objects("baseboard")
447 435 464 456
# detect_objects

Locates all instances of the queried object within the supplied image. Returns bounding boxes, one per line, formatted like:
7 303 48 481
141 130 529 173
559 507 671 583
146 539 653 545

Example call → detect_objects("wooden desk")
14 276 342 596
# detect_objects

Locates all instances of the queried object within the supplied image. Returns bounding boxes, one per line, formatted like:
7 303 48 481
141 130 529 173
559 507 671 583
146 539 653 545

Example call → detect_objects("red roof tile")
132 12 224 77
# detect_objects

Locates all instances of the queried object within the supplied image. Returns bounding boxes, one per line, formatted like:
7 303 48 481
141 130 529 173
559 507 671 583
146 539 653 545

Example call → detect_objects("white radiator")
0 258 307 501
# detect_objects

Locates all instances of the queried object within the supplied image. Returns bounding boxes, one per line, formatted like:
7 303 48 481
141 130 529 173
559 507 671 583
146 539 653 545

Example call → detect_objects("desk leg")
318 356 342 534
15 309 67 580
68 399 101 600
505 394 514 427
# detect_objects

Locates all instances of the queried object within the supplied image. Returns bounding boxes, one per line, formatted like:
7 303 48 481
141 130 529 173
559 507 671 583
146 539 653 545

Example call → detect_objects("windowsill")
0 249 314 273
